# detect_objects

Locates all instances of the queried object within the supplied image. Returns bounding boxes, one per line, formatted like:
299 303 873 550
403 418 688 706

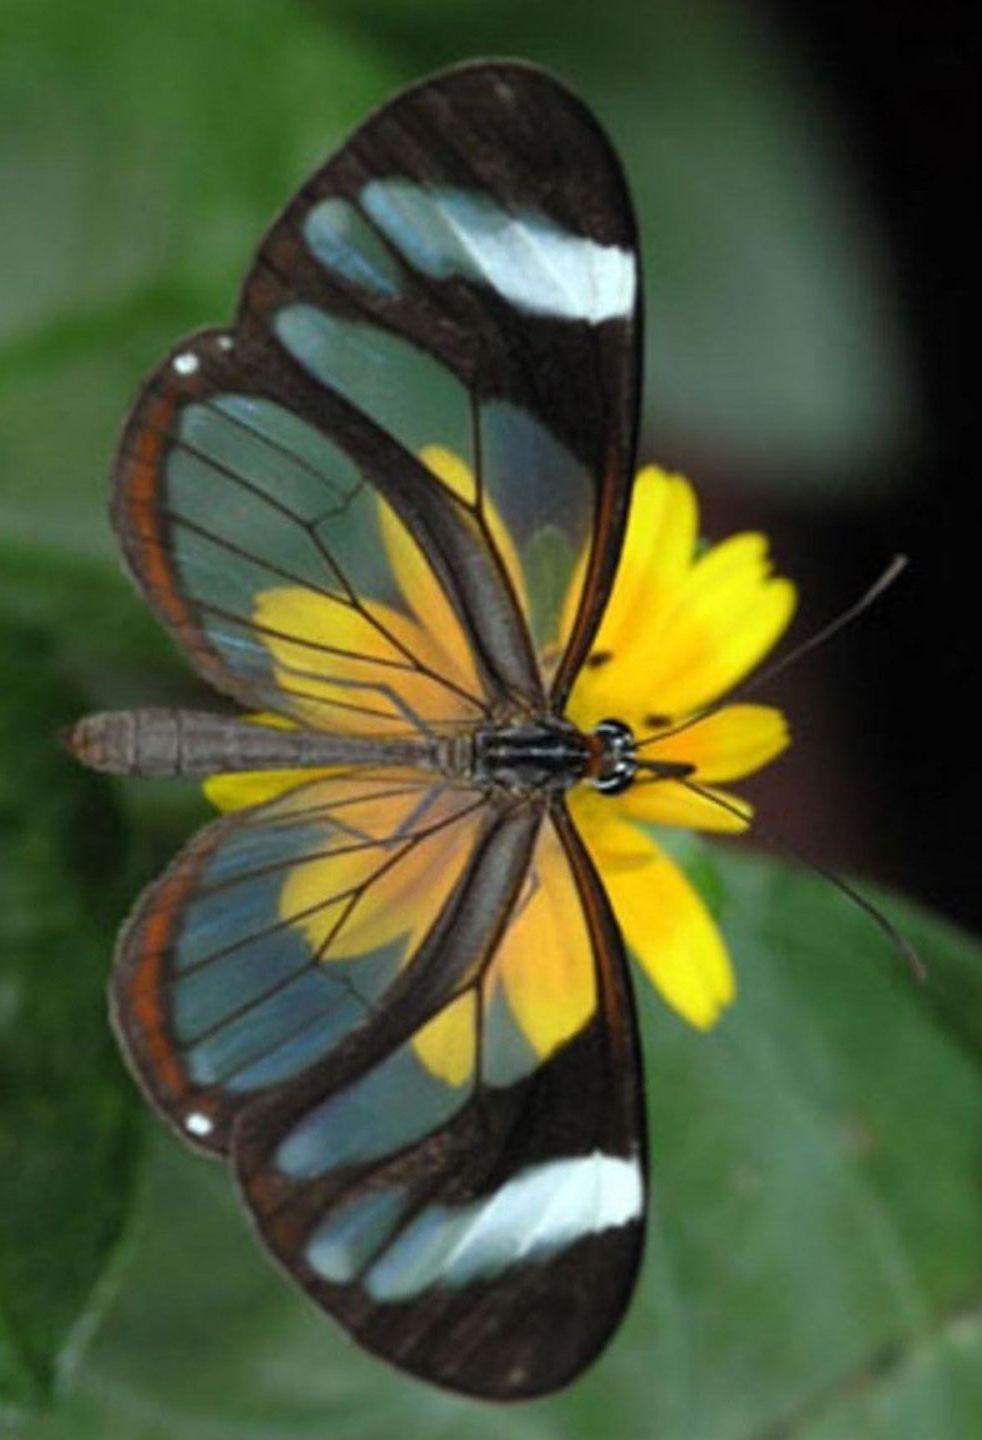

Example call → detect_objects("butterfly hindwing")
233 802 645 1400
110 772 505 1153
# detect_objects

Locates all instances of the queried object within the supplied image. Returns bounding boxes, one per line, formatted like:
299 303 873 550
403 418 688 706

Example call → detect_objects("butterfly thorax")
464 718 592 793
451 716 651 796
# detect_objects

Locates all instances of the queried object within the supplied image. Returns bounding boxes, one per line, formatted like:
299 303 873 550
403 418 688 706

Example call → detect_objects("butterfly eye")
591 718 639 794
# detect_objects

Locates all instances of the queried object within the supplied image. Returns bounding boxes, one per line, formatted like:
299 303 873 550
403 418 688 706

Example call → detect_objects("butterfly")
67 60 676 1399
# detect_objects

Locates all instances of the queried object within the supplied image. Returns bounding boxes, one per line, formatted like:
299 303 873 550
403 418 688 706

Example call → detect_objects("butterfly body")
68 61 664 1400
67 707 606 794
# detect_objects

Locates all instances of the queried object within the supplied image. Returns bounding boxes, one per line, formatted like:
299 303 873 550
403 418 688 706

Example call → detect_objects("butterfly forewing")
105 60 647 1398
248 60 642 702
115 62 640 722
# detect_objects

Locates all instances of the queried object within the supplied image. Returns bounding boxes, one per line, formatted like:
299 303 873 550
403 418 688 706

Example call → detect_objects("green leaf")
0 541 177 690
786 1307 982 1439
0 0 394 347
0 0 397 570
12 847 977 1438
0 617 142 1409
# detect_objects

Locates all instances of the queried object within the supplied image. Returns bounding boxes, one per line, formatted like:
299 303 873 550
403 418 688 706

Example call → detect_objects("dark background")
698 0 978 928
797 0 976 926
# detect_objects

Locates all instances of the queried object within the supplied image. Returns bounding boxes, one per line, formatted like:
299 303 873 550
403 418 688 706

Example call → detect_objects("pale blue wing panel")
115 354 494 735
111 773 489 1153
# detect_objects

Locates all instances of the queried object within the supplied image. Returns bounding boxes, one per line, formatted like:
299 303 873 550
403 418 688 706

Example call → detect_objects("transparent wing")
112 62 641 729
232 804 646 1400
114 345 495 735
111 773 512 1153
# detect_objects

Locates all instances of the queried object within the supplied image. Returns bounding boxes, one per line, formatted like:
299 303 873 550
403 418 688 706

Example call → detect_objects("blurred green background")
1 2 978 1437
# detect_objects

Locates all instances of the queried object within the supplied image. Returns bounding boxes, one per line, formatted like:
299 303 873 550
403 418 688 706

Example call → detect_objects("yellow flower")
206 461 795 1040
564 468 795 1029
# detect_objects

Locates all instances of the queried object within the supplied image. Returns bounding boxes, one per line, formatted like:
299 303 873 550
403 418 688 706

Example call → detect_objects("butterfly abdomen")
63 708 435 777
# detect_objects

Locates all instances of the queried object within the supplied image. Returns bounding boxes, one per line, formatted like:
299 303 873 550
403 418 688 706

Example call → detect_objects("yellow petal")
571 797 735 1029
641 704 790 782
254 584 480 733
203 713 310 812
418 445 530 629
618 779 751 833
564 643 635 733
418 443 477 505
566 785 634 857
203 768 329 813
619 534 796 720
258 583 403 665
245 711 296 730
375 481 484 697
290 828 463 959
569 499 796 734
412 990 477 1087
280 789 474 959
491 817 596 1059
594 467 698 654
561 468 697 672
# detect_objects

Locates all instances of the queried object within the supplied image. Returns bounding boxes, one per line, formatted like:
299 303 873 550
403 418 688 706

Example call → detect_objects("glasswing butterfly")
66 61 679 1399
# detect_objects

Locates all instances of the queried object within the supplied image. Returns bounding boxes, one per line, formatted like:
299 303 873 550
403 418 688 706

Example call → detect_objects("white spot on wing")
365 1150 643 1299
173 351 200 376
184 1110 213 1137
360 181 635 325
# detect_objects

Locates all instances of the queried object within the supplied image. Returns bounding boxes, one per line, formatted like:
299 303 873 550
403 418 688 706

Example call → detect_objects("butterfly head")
589 718 696 796
589 719 637 795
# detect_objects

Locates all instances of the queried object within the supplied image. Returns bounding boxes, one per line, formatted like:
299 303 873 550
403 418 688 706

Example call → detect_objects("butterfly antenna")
636 553 909 750
674 775 926 983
